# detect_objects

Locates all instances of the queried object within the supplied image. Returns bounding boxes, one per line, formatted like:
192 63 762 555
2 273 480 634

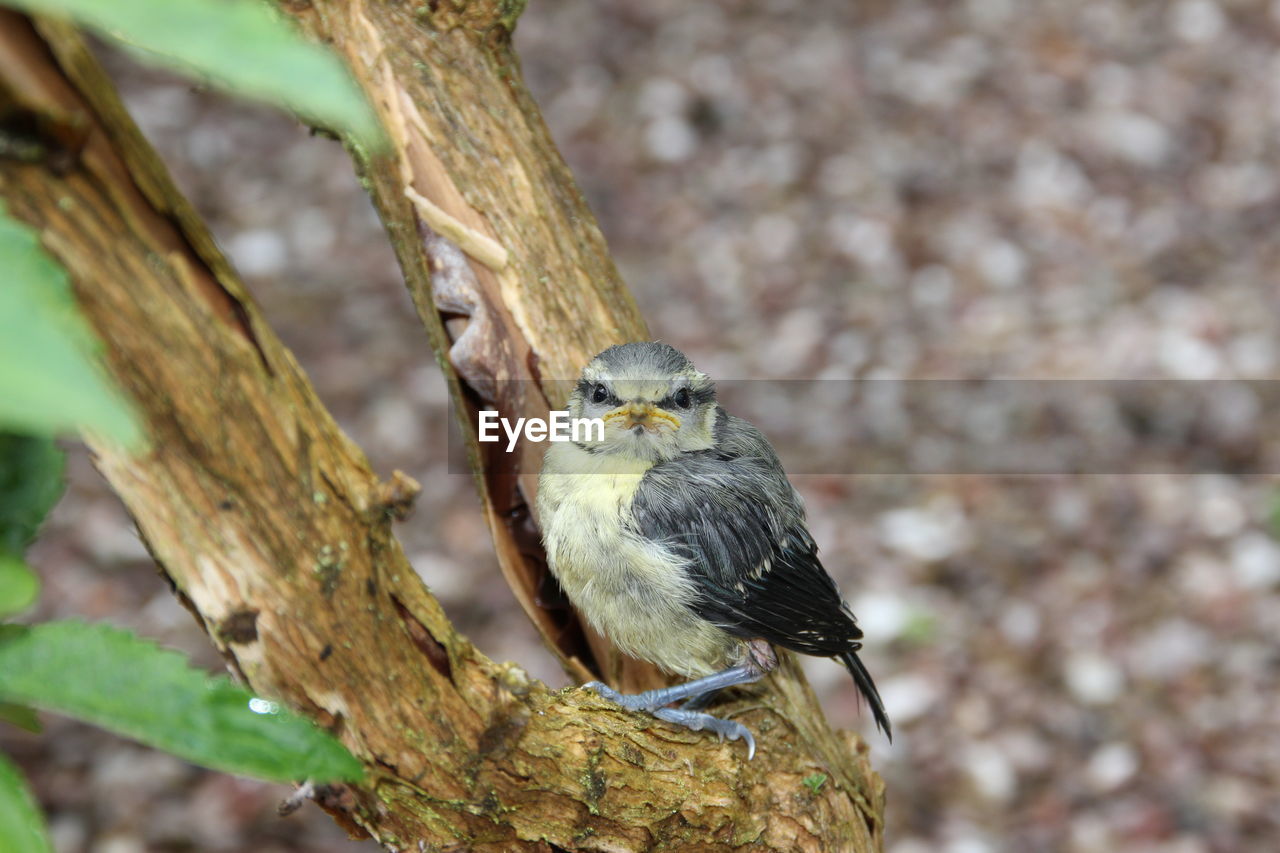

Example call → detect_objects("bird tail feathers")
839 650 892 741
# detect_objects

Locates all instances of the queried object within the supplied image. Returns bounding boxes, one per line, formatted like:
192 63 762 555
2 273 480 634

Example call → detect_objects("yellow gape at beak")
603 402 681 433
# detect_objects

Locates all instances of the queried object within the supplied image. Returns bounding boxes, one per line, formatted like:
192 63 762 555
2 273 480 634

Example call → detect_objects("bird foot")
582 682 756 759
582 680 665 711
653 707 756 760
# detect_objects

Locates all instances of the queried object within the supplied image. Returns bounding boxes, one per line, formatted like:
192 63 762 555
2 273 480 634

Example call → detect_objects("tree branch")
0 7 884 851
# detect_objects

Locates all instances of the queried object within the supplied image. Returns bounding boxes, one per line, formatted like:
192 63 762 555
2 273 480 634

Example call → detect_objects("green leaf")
4 0 380 146
0 751 52 853
0 433 64 617
801 772 828 795
0 212 142 446
0 556 40 619
0 702 41 734
0 434 65 556
0 623 364 783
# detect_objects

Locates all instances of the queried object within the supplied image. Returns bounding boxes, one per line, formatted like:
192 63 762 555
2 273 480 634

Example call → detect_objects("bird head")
569 342 718 462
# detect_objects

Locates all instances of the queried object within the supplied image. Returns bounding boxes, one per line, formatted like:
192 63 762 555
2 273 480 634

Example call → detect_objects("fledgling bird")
537 342 890 758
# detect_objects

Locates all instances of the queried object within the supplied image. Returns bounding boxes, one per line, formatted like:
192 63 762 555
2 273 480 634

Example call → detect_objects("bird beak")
604 402 680 433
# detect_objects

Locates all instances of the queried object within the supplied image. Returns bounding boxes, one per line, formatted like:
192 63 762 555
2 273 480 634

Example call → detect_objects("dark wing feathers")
631 414 860 656
630 411 892 738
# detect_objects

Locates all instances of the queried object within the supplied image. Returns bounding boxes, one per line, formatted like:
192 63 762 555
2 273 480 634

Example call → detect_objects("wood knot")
371 470 421 520
216 609 259 644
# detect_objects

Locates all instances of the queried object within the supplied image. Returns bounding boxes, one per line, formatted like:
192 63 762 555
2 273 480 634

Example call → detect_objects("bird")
536 342 890 759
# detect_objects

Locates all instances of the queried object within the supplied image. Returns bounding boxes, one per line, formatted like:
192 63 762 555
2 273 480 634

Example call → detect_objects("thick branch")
0 8 884 851
291 0 660 691
278 1 886 844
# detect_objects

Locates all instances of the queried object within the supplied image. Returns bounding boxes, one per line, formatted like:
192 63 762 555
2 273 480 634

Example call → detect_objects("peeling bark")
0 7 885 851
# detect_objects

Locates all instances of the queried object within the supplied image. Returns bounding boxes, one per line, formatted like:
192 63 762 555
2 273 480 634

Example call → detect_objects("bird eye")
591 383 609 404
673 388 692 408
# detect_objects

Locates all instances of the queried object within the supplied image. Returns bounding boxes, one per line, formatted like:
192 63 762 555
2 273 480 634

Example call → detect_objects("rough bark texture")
0 6 885 851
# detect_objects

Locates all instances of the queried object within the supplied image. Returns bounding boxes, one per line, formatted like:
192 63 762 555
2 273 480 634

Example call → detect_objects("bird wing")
630 413 863 657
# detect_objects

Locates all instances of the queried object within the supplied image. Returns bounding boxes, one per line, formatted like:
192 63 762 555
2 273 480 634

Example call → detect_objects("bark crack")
392 593 454 682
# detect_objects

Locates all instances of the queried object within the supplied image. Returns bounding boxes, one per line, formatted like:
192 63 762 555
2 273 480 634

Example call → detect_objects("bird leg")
584 666 761 758
679 641 778 711
582 642 778 759
679 691 717 712
584 664 759 712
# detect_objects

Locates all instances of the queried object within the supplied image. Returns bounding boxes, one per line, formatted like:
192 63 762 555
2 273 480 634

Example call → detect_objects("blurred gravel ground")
7 1 1280 851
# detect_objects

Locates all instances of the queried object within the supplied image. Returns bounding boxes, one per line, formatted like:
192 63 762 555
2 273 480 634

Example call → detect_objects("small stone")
963 742 1016 801
877 674 939 724
226 229 288 277
1064 652 1125 704
645 116 698 162
1171 0 1226 42
1087 742 1139 791
878 500 973 562
1229 532 1280 589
